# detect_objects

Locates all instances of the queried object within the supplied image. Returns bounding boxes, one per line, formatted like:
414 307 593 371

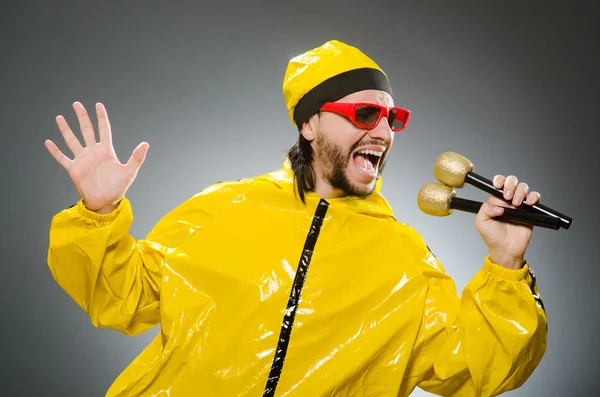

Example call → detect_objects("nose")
368 116 393 143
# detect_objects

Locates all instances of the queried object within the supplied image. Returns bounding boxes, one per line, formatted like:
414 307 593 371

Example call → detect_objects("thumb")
125 142 149 176
476 201 505 223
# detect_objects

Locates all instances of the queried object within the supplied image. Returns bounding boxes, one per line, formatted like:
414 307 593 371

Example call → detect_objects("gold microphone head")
433 152 474 188
417 183 456 216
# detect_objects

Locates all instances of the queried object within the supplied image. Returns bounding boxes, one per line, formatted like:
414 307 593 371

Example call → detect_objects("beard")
314 132 387 198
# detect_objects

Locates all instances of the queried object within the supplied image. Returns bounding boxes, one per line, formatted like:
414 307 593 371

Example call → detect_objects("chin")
346 175 377 198
359 183 377 197
325 163 379 199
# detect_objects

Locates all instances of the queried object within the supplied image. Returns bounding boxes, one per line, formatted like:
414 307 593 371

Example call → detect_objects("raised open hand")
45 102 149 213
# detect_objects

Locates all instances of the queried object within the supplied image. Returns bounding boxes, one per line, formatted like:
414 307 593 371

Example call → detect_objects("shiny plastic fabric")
283 40 388 125
47 160 547 397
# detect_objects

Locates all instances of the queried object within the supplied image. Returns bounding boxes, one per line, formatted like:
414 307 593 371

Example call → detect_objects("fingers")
96 103 113 146
55 115 84 156
512 182 529 206
73 102 97 147
492 174 505 189
525 191 541 205
502 175 519 200
493 174 541 207
45 139 72 171
125 142 149 176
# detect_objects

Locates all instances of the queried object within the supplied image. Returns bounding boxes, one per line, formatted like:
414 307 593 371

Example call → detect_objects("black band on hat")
293 67 393 129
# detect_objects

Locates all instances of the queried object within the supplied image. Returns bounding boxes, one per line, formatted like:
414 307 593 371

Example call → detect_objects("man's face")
307 89 395 198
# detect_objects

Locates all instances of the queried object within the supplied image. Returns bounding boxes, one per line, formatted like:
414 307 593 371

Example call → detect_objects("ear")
300 113 320 141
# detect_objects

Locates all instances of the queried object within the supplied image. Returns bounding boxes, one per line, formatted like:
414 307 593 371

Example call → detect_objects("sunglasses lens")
389 109 406 130
354 106 381 127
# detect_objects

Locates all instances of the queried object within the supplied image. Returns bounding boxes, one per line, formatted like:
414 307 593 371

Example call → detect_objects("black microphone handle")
449 197 561 230
465 172 572 229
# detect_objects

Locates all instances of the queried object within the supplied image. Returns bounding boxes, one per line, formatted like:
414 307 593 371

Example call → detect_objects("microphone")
434 152 572 229
417 183 562 230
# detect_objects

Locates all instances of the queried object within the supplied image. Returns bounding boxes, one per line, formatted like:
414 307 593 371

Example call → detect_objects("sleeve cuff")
75 198 129 223
483 255 530 281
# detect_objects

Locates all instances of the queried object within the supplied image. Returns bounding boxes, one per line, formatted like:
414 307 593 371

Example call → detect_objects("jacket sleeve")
403 248 548 396
47 196 198 336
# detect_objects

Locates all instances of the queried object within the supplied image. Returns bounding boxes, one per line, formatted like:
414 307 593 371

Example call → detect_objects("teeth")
357 149 383 157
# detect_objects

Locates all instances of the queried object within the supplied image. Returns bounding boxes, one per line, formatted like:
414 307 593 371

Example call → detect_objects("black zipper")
262 199 329 397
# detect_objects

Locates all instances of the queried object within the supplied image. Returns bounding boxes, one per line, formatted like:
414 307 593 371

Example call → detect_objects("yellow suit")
47 161 547 396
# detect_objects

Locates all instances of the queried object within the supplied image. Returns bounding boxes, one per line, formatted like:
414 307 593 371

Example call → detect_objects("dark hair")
287 132 315 203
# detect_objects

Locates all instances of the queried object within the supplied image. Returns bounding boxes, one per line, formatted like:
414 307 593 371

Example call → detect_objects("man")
45 40 547 396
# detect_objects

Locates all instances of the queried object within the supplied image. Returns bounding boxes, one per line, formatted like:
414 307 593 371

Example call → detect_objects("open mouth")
352 149 383 176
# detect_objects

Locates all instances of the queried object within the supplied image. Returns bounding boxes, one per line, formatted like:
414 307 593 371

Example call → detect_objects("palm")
69 145 132 210
477 212 533 260
45 102 149 211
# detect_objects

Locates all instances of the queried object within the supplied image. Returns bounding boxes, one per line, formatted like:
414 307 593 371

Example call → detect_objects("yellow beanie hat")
282 40 393 128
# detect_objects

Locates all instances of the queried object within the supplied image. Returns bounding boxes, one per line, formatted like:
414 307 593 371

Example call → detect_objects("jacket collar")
264 158 396 219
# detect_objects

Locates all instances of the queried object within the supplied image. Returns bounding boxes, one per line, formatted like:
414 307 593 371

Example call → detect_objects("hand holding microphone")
418 152 572 231
433 152 572 229
417 151 572 269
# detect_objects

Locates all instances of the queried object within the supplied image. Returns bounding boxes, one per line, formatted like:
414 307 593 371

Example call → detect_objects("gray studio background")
1 1 598 396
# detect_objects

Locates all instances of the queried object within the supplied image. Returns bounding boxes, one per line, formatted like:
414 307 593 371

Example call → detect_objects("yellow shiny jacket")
47 161 547 397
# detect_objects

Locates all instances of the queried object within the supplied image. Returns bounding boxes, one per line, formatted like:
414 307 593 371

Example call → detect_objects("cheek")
321 125 361 151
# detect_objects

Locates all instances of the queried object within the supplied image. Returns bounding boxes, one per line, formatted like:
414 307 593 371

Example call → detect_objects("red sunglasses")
320 102 411 132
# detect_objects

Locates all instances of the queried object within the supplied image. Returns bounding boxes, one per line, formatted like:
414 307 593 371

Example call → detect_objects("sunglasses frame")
320 102 411 132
